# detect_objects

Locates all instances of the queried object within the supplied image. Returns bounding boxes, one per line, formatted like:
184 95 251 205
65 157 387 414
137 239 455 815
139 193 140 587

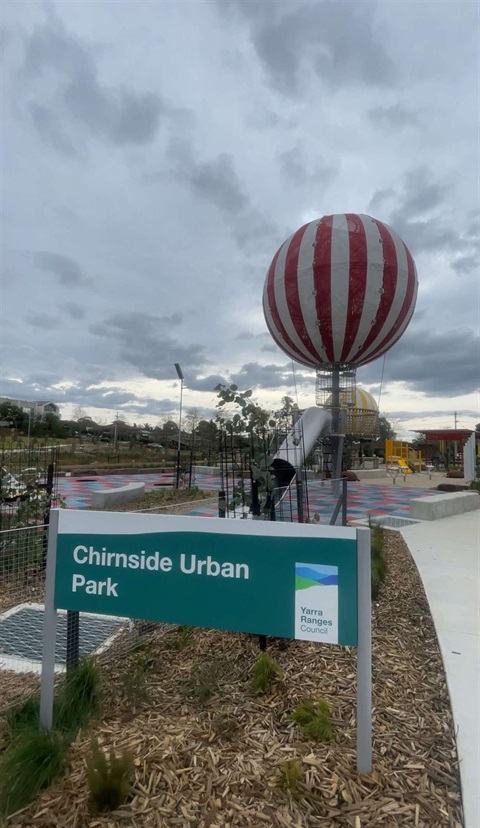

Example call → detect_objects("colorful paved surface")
58 473 444 523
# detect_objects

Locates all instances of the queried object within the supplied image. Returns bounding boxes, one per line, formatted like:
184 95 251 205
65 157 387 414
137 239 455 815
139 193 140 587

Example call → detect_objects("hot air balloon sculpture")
263 213 418 480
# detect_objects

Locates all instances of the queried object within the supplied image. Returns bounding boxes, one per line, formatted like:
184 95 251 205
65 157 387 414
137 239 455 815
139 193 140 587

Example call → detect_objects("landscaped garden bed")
1 531 463 827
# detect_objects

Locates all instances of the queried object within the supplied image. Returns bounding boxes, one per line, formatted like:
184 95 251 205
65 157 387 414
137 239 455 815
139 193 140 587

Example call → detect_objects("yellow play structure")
385 439 423 473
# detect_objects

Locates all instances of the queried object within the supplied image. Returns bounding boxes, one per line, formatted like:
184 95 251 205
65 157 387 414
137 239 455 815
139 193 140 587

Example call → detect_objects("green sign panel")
53 510 359 646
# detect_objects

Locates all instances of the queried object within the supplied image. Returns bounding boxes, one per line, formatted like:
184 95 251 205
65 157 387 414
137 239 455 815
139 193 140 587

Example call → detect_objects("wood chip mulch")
3 532 464 828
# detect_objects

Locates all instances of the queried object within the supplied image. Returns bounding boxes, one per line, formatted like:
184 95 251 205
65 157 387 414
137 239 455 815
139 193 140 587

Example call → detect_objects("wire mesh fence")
0 444 59 531
0 523 144 711
0 471 349 715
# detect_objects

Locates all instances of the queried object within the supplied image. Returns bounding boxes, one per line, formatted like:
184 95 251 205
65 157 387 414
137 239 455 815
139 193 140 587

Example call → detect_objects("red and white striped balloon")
263 213 418 368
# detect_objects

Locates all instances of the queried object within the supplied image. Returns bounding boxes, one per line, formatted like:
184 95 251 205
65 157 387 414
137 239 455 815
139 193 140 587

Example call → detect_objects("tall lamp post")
174 363 184 488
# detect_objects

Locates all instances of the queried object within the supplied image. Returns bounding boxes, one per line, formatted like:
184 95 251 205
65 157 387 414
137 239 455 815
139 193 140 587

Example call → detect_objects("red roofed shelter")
413 429 479 469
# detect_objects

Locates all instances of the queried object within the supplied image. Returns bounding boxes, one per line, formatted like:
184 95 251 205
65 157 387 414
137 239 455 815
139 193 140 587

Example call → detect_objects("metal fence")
0 477 349 712
0 525 47 684
0 523 148 710
0 444 59 531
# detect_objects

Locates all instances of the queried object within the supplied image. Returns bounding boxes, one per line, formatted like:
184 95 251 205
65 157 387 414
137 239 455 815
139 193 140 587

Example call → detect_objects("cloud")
222 0 396 95
368 168 478 273
400 167 448 216
278 146 336 188
18 15 162 150
230 362 314 390
34 252 91 286
170 145 279 251
187 374 228 392
368 103 420 129
0 372 181 419
189 153 248 214
60 301 86 320
358 327 480 396
90 311 208 381
1 1 477 430
25 312 60 329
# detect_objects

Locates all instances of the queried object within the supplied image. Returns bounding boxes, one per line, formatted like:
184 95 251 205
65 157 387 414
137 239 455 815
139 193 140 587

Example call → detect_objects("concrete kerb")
410 491 479 521
91 482 145 509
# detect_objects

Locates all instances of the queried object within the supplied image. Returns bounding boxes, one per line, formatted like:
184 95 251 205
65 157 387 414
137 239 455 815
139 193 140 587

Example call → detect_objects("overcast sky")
1 0 479 436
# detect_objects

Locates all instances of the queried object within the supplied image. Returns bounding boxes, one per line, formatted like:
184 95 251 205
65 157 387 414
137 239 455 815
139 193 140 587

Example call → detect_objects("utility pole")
453 411 458 465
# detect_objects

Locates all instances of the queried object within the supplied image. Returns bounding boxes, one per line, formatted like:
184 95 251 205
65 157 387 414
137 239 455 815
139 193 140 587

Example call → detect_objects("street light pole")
174 363 184 488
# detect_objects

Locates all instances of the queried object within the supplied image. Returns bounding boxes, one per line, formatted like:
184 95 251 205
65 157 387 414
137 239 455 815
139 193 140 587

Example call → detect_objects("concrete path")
400 512 480 828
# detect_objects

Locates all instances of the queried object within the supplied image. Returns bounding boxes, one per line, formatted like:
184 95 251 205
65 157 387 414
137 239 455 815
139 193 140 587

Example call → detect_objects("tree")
273 395 297 432
378 414 397 441
72 405 87 422
0 402 28 432
215 384 277 518
32 412 67 438
184 408 199 433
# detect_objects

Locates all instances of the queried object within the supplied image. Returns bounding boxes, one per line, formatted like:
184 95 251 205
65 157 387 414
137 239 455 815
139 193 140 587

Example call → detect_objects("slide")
270 407 332 504
390 458 413 474
224 407 331 519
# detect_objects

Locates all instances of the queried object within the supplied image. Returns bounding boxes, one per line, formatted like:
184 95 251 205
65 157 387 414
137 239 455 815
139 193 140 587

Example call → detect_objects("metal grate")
374 515 421 528
0 603 129 674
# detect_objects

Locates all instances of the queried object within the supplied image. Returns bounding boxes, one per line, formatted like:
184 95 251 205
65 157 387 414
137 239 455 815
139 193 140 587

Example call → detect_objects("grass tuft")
250 651 282 694
0 728 66 817
165 624 194 651
54 658 100 736
2 697 40 748
183 659 225 705
292 699 334 741
278 758 303 799
86 739 134 812
368 515 387 600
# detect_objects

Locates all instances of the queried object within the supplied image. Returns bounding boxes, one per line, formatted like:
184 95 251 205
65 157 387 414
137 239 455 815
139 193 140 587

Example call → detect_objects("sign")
52 510 358 646
40 510 372 773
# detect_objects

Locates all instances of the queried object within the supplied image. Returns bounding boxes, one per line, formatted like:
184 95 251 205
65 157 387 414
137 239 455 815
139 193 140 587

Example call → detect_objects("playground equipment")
220 407 332 520
271 406 331 495
339 388 379 439
263 213 418 483
385 439 422 474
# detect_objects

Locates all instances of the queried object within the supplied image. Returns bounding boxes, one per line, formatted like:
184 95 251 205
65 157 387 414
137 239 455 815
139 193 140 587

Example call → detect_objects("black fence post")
66 611 80 671
218 490 226 518
342 476 348 526
296 470 304 523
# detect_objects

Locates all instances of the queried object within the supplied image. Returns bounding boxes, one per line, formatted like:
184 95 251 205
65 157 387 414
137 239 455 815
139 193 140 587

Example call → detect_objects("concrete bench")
352 469 386 480
91 482 145 509
410 491 479 521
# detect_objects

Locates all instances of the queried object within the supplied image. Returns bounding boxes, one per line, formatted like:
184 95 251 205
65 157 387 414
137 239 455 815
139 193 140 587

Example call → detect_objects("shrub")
0 729 66 817
292 699 334 742
86 739 134 812
250 651 282 694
